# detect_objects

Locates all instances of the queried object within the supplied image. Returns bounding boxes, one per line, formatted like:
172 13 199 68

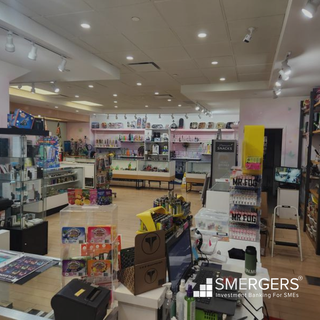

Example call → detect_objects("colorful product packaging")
87 226 117 244
97 189 112 205
87 260 111 277
62 259 87 277
62 227 86 244
67 188 75 205
11 109 35 129
89 189 97 205
75 189 83 206
82 189 90 205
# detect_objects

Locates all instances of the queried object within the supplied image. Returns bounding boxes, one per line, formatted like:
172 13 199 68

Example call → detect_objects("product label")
215 141 235 153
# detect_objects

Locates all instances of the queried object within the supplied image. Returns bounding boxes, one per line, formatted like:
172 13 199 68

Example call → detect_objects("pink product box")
245 163 261 170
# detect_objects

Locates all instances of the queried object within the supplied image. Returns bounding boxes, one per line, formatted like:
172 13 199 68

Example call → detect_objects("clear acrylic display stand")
59 204 118 309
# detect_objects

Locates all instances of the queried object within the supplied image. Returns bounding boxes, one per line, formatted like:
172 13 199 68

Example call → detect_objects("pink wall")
239 97 303 167
66 122 90 141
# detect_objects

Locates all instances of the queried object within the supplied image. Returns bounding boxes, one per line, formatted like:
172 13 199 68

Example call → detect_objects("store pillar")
0 76 10 128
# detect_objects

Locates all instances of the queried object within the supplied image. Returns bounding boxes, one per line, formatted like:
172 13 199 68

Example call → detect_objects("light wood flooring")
2 186 320 320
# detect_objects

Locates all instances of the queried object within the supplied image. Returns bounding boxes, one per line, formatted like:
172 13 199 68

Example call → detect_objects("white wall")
239 97 303 167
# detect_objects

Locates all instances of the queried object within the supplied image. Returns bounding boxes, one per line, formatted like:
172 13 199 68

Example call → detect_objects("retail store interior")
1 0 320 320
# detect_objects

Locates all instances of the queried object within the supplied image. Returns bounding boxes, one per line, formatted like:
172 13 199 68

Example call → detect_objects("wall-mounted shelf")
170 129 235 133
45 172 76 180
120 141 145 143
91 128 145 133
45 179 79 188
172 141 203 144
94 146 121 149
119 155 144 159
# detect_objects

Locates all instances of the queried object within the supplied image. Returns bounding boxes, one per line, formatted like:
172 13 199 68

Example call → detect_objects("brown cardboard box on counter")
118 231 166 295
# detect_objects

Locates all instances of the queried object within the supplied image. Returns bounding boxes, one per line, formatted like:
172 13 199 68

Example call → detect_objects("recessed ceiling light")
93 113 96 116
88 85 94 88
167 99 172 102
114 106 118 108
178 104 182 107
211 61 218 65
137 82 142 86
126 56 134 60
220 77 226 81
81 23 91 29
38 115 41 117
76 110 79 112
75 95 79 98
55 106 59 109
155 92 159 95
198 32 207 38
113 94 118 97
145 105 148 108
114 101 117 103
50 81 55 84
131 16 140 22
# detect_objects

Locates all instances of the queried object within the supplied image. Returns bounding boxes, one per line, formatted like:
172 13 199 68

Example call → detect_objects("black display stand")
5 221 48 255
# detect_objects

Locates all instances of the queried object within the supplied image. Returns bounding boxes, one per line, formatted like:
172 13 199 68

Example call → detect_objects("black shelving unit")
0 129 49 255
0 128 49 136
301 88 320 255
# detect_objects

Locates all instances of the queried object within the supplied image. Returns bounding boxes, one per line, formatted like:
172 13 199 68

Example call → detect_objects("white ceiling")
0 0 303 115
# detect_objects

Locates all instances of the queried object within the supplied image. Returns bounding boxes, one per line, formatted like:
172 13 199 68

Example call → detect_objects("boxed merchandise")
87 226 117 244
119 230 166 295
11 109 35 129
195 208 229 240
62 227 86 244
62 259 87 277
87 260 111 277
97 189 112 205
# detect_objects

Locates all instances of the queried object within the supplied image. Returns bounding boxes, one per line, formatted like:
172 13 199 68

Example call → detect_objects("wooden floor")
3 186 320 319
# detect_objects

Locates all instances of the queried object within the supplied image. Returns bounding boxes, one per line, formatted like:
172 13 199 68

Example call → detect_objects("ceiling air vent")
127 62 160 72
155 94 173 99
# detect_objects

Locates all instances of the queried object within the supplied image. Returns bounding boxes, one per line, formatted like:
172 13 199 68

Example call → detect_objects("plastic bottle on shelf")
184 285 195 320
162 283 173 320
176 279 186 319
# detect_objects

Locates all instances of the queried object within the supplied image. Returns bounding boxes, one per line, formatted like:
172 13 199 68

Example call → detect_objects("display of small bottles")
119 134 144 142
172 135 200 142
95 139 119 148
230 224 259 242
230 190 258 206
153 191 191 217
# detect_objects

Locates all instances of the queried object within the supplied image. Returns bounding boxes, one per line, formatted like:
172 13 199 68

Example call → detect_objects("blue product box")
12 109 34 129
7 114 13 128
62 227 86 244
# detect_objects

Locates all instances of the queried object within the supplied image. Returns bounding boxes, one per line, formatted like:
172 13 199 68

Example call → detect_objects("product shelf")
92 128 145 133
45 179 79 188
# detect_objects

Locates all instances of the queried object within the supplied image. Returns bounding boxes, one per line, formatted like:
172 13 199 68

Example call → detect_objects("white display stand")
277 187 299 219
115 285 166 320
206 188 230 213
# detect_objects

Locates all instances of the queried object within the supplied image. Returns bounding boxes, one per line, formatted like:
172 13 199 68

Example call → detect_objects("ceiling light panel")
72 101 103 107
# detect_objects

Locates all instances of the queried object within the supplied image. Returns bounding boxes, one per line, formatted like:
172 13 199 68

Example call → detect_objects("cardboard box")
119 231 166 295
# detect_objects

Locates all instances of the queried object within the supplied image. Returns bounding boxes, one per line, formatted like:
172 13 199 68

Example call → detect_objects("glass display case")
45 167 84 212
138 160 175 177
0 131 49 255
